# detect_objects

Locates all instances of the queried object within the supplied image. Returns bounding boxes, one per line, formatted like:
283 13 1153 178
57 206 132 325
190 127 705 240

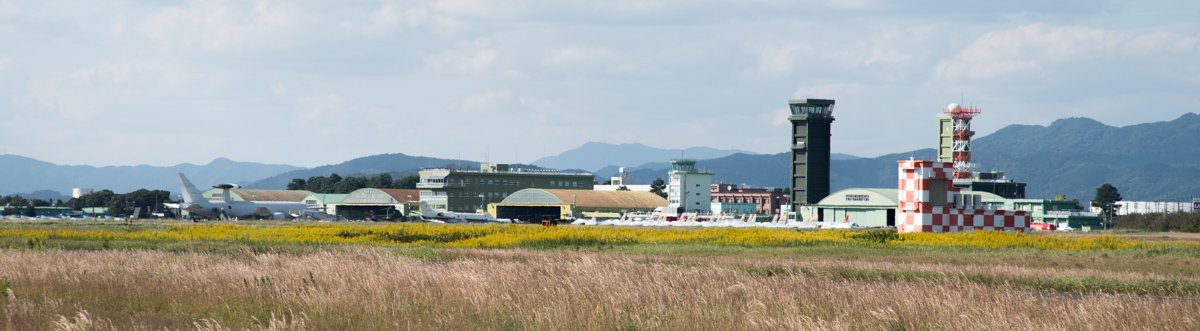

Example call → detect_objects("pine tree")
650 178 667 199
1091 183 1122 220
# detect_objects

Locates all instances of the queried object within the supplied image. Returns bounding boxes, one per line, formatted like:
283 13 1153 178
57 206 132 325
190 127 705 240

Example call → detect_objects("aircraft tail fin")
418 201 440 218
177 173 206 204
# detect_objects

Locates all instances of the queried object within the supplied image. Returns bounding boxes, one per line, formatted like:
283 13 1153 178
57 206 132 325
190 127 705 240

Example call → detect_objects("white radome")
947 103 961 110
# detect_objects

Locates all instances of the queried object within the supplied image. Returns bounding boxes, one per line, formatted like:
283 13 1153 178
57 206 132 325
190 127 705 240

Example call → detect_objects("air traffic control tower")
788 98 835 213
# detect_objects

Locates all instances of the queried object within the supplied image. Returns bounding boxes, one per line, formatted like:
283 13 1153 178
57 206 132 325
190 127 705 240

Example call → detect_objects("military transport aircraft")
168 173 331 220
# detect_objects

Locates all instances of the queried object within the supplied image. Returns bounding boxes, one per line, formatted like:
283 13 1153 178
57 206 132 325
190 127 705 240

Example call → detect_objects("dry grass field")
1 220 1199 330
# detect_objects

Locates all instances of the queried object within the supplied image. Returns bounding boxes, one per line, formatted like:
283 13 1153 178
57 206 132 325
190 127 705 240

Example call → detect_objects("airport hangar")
809 188 1100 228
326 188 419 221
195 187 418 221
488 189 668 221
807 188 1008 227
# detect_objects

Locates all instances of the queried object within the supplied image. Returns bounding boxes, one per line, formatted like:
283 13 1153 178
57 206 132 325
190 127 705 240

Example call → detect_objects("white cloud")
937 24 1200 81
542 46 616 66
339 2 438 35
458 90 511 112
294 94 349 136
431 0 522 18
750 44 811 76
137 0 299 52
423 38 499 73
793 83 867 100
770 107 791 127
2 0 1199 168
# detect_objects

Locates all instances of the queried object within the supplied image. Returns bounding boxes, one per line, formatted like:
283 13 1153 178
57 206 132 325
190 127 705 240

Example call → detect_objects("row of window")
716 197 771 204
448 191 510 199
467 178 521 185
454 205 486 212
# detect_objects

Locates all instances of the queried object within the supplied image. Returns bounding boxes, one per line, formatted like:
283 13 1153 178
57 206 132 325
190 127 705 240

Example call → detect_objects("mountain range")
0 156 301 197
595 113 1200 202
241 153 483 189
3 113 1198 202
531 142 757 173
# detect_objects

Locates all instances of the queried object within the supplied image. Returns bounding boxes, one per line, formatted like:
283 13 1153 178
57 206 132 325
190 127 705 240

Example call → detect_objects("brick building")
710 184 788 215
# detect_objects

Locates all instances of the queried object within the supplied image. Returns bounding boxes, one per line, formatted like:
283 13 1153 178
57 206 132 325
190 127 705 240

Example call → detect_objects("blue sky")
1 0 1197 168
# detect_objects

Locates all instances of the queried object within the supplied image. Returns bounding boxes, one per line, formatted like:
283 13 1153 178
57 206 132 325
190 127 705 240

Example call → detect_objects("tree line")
287 173 419 194
2 189 172 218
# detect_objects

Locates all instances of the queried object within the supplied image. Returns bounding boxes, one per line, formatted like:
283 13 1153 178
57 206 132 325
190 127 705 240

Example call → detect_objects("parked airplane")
418 201 517 223
169 173 331 220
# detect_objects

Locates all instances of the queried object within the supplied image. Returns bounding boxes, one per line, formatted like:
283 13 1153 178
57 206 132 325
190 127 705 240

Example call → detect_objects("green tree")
616 186 630 191
367 173 394 188
105 199 128 217
393 175 419 189
287 178 307 190
650 178 667 199
1091 183 1123 220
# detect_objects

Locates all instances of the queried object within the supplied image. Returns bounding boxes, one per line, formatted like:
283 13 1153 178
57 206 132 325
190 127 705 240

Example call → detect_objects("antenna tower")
943 104 981 180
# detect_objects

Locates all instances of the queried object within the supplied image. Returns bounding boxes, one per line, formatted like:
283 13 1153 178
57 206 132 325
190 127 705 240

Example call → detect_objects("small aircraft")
167 173 331 220
418 201 517 223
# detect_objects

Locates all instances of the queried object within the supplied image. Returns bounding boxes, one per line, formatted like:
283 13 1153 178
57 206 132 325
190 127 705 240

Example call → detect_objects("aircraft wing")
181 204 204 213
250 206 273 217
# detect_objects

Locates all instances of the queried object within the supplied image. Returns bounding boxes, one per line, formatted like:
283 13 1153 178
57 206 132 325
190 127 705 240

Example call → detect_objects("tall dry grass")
0 247 1197 330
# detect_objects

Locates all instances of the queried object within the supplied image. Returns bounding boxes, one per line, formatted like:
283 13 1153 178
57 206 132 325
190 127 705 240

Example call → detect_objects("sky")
1 0 1198 168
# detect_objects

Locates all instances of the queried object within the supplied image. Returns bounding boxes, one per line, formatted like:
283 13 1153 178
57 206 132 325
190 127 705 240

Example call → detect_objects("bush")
1113 212 1200 232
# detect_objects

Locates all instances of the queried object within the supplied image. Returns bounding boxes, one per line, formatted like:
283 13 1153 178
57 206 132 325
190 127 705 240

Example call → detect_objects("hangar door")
496 205 562 222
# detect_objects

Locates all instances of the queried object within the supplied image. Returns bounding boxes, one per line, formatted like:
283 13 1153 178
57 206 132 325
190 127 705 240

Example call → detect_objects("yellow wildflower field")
2 222 1195 252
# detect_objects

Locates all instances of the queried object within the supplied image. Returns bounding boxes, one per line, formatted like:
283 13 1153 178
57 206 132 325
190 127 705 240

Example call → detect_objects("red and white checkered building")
897 160 1028 233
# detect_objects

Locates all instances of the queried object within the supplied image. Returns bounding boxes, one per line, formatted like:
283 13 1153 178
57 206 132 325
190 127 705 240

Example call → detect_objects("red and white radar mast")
943 103 980 180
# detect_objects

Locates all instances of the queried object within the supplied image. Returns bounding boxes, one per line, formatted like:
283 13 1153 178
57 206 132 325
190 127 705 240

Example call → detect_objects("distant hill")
2 190 71 201
830 153 862 161
592 113 1200 201
243 153 484 189
8 113 1196 202
533 142 755 173
967 113 1200 200
0 156 302 197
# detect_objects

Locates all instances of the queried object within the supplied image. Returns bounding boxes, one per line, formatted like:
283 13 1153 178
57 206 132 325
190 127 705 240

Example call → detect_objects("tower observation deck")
942 103 980 180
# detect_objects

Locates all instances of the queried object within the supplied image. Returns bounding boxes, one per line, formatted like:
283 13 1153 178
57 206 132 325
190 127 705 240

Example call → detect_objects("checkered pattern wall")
897 160 1028 233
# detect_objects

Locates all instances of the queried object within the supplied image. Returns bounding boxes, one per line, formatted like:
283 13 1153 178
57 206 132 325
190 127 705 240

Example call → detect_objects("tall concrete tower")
788 98 835 212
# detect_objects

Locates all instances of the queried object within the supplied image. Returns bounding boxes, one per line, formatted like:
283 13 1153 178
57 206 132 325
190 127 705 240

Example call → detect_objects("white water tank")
72 188 93 198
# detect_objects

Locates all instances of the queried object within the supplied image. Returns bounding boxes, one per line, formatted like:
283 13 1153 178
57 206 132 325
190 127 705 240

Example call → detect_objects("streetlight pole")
571 194 577 220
